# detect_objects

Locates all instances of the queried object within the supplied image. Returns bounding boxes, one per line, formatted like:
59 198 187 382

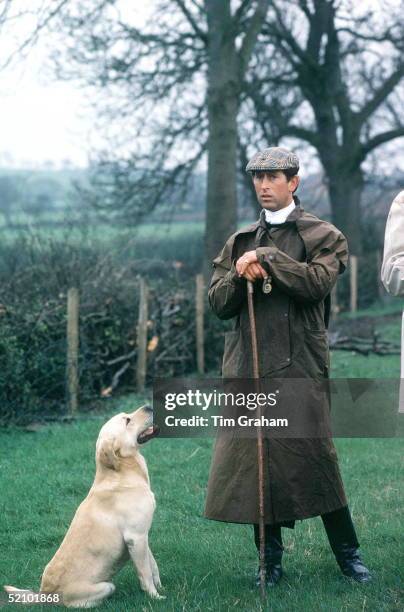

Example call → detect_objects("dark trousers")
254 506 360 554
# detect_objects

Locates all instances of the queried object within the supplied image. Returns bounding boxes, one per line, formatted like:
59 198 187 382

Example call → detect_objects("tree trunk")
239 141 261 217
203 0 239 279
328 168 364 256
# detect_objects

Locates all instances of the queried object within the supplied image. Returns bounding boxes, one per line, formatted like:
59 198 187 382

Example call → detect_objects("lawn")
331 304 402 378
0 308 403 611
1 416 402 611
0 218 205 245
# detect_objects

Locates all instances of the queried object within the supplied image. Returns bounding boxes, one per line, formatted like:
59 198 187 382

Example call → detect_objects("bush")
0 232 225 425
0 223 385 426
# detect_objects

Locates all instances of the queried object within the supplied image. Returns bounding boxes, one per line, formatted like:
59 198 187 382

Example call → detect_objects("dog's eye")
125 417 131 426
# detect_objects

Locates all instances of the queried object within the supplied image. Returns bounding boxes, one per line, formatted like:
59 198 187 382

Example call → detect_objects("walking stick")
247 280 266 599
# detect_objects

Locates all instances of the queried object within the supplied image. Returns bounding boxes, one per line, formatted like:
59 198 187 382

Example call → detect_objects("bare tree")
203 0 270 271
0 0 71 67
245 0 404 252
2 0 270 273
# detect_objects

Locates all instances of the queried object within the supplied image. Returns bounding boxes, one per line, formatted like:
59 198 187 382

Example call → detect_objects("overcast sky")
0 64 90 168
0 0 402 171
0 0 158 169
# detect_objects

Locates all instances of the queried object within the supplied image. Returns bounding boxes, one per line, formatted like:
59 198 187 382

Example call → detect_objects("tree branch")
305 0 330 62
172 0 207 44
189 0 204 9
282 125 320 147
0 0 12 25
263 0 310 66
0 0 73 69
360 127 404 160
298 0 313 21
356 64 404 126
238 0 270 78
233 0 252 24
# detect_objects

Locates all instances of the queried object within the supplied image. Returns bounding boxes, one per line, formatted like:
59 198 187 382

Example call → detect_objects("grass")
0 217 204 243
338 302 403 320
331 306 402 378
0 219 205 270
331 351 400 378
1 415 403 610
0 310 403 611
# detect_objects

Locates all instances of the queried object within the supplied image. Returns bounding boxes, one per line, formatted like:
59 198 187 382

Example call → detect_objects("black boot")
322 507 372 583
254 524 284 587
333 543 372 583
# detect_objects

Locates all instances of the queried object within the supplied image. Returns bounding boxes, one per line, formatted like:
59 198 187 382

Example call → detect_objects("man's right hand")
243 263 268 282
236 259 268 282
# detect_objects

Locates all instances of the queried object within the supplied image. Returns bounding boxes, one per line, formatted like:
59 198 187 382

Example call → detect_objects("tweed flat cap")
246 146 299 173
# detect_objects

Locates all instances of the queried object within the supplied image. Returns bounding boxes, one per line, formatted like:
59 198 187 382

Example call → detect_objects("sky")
0 1 159 169
0 2 99 169
0 0 402 171
0 66 90 168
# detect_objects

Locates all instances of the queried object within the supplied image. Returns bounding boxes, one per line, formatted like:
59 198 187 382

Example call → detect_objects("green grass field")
0 217 205 244
0 310 403 611
331 307 402 378
0 412 402 611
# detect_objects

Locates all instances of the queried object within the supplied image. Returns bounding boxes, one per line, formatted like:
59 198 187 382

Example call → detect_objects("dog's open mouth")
137 425 160 444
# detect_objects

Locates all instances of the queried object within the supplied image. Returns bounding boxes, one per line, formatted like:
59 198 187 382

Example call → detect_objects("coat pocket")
222 331 241 378
303 328 329 377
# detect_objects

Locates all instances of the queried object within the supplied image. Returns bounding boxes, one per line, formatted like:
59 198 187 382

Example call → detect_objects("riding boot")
253 524 284 587
322 506 372 583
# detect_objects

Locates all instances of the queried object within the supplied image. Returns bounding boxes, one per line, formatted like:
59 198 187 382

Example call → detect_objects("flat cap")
246 146 299 173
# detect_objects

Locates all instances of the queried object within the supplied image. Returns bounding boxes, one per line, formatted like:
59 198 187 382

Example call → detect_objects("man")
381 190 404 414
204 147 371 586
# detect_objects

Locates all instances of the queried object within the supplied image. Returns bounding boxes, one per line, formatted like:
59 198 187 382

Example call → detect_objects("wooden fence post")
136 277 148 392
195 274 205 374
376 249 385 300
67 287 79 415
350 255 358 313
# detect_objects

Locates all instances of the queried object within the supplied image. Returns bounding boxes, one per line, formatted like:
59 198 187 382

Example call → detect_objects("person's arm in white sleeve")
381 191 404 297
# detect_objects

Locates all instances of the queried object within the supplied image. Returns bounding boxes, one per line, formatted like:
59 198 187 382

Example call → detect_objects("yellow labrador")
4 405 163 607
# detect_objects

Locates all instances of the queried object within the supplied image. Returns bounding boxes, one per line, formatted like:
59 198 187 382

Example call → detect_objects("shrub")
0 232 225 425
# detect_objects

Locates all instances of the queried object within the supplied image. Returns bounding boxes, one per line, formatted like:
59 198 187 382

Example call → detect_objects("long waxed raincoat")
204 199 349 526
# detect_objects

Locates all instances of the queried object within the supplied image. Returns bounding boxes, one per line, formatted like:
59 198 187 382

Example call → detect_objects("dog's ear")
97 437 121 471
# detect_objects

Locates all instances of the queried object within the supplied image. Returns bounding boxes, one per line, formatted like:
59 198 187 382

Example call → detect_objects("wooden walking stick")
247 279 266 598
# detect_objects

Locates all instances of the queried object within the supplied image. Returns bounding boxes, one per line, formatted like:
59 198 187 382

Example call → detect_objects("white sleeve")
381 191 404 297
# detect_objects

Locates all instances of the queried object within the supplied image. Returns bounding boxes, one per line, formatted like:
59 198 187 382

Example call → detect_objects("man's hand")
236 250 267 281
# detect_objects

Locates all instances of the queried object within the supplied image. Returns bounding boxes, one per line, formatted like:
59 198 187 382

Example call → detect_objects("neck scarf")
264 199 295 225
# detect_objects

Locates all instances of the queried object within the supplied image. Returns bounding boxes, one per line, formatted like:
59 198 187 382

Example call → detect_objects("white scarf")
264 200 295 225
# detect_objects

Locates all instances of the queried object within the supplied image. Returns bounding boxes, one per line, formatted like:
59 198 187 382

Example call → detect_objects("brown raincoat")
204 200 349 526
